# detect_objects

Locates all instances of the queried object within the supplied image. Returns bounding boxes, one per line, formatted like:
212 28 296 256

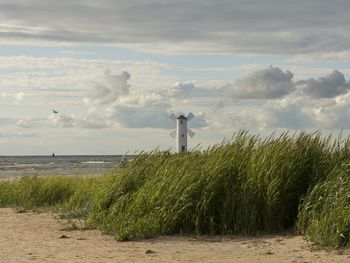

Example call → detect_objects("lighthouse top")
176 114 187 120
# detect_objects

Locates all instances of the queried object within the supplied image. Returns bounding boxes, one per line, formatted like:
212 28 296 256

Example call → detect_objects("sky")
1 0 350 155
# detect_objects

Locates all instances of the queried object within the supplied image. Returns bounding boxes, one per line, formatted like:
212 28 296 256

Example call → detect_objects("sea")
0 155 133 178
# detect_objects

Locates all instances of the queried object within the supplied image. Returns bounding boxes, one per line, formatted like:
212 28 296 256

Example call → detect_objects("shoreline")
0 208 349 263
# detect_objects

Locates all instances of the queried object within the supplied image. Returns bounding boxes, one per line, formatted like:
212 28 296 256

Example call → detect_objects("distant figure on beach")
52 153 55 157
52 110 58 114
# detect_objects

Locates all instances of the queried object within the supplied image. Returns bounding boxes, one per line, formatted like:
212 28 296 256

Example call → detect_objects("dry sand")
0 208 349 263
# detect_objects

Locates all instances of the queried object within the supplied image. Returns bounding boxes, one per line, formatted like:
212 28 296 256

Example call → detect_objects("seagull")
52 110 58 114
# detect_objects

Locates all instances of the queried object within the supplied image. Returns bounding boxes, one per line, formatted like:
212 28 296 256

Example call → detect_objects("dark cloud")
221 67 350 100
296 70 350 98
1 1 350 54
223 66 294 99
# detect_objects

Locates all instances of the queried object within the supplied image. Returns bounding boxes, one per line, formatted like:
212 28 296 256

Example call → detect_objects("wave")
81 161 111 164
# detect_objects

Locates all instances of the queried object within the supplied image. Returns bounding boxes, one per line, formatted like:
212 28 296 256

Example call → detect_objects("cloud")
16 119 32 128
214 89 350 131
296 70 350 98
212 95 322 131
167 82 195 98
106 97 208 129
78 115 108 129
157 81 220 103
311 92 350 128
220 67 350 101
107 102 174 129
256 97 314 129
186 112 208 128
85 70 131 105
1 1 350 55
223 66 294 99
14 92 25 103
48 113 75 128
48 112 109 129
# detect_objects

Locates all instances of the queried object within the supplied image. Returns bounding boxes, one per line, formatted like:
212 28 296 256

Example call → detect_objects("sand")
1 208 350 262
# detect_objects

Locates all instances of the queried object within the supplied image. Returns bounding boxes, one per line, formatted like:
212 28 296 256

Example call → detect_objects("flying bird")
52 110 58 114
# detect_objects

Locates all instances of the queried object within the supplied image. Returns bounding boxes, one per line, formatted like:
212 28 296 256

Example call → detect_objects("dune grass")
298 162 350 248
1 131 350 247
0 174 116 217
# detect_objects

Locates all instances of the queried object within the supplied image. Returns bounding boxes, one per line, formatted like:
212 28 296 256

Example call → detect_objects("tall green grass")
88 131 342 240
1 131 350 247
298 162 350 247
0 174 116 217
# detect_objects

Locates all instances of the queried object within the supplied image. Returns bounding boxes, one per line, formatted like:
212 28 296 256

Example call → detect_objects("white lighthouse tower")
170 113 195 153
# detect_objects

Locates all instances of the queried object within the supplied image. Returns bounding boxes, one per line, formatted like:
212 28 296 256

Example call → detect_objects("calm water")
0 155 133 178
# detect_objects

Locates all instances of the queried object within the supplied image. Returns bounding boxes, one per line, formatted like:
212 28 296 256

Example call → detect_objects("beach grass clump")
14 175 76 208
298 162 350 247
0 181 15 207
0 174 116 218
59 173 116 219
88 131 340 240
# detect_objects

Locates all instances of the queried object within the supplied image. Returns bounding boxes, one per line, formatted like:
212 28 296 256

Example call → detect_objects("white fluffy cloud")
48 113 109 129
82 71 210 129
107 102 208 129
16 119 32 128
107 102 174 129
48 113 75 128
85 71 130 105
167 81 195 98
256 97 314 129
14 92 25 103
211 98 312 131
311 92 350 128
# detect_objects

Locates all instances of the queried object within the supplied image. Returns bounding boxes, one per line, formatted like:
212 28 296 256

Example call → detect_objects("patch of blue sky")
0 45 64 58
308 61 350 70
0 44 284 65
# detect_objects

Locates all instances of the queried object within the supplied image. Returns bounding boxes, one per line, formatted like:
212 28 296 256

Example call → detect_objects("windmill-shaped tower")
170 113 195 153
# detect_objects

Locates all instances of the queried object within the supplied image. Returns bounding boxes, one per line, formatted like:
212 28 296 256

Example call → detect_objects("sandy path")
0 208 349 263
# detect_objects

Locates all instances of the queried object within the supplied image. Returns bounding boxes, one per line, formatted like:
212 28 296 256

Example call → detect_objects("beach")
1 208 349 263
